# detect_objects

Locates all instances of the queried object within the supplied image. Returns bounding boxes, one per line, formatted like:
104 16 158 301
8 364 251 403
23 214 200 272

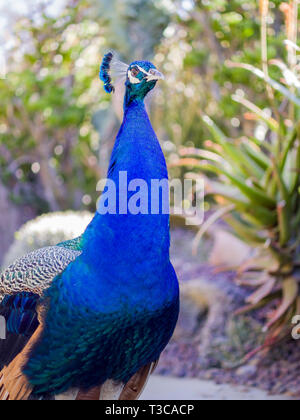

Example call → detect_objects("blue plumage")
0 293 39 337
99 52 115 93
0 54 179 399
0 293 39 372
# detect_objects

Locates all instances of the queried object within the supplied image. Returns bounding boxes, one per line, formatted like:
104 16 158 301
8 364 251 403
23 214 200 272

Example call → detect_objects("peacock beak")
146 69 165 82
152 69 165 80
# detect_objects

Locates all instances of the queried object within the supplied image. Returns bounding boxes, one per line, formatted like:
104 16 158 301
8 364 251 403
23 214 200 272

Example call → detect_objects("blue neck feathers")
83 100 170 273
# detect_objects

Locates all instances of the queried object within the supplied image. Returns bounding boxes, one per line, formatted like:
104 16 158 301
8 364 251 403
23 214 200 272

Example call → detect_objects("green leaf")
277 201 291 247
232 94 279 132
187 160 276 208
227 61 300 107
219 169 276 208
209 192 277 227
280 127 298 172
241 140 271 171
192 204 235 254
201 115 227 146
225 214 267 246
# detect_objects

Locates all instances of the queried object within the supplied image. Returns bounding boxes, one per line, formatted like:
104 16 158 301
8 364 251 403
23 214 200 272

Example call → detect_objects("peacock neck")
108 100 168 182
83 99 170 273
123 83 150 110
123 93 143 111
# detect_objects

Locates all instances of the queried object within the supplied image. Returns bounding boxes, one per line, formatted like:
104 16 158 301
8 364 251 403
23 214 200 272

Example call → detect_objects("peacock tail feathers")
0 326 42 400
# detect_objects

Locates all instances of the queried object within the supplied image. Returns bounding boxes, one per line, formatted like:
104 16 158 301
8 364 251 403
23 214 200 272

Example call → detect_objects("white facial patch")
128 70 140 84
128 65 164 84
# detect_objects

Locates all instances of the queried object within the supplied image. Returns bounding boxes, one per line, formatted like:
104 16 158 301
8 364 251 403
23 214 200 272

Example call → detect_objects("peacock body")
0 53 179 400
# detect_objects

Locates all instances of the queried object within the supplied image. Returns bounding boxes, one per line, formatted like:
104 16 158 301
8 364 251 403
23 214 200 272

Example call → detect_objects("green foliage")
174 1 300 355
3 0 292 217
0 0 105 212
152 0 289 149
94 0 170 61
0 0 170 215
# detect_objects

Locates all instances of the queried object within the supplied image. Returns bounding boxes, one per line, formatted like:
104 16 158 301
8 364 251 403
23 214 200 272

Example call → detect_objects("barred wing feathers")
0 244 82 372
0 245 82 297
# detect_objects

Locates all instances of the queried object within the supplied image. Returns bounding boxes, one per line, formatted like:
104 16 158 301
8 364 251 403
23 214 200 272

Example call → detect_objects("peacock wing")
0 245 82 371
0 245 82 297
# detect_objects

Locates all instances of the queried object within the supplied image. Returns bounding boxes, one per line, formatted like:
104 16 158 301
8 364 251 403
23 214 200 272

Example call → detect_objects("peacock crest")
99 51 164 99
99 52 115 94
99 51 128 94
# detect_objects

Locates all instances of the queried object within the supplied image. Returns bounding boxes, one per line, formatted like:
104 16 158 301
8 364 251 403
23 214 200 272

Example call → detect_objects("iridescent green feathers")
57 235 84 252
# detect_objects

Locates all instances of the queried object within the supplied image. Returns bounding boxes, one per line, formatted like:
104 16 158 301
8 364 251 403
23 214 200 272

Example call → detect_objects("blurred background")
0 0 300 399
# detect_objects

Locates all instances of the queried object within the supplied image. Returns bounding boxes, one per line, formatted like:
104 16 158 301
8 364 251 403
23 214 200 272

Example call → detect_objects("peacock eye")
131 67 139 77
149 69 155 75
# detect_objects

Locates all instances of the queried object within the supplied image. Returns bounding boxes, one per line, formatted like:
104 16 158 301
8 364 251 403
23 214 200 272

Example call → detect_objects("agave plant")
174 1 300 356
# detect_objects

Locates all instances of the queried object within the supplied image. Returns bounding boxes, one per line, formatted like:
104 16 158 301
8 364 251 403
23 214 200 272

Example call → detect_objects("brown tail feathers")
0 326 42 400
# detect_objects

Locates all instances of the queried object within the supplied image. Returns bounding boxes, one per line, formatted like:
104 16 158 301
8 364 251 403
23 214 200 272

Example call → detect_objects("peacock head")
100 52 164 106
125 61 164 99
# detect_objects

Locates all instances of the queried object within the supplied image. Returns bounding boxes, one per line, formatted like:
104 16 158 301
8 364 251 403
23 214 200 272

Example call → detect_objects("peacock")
0 52 180 400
